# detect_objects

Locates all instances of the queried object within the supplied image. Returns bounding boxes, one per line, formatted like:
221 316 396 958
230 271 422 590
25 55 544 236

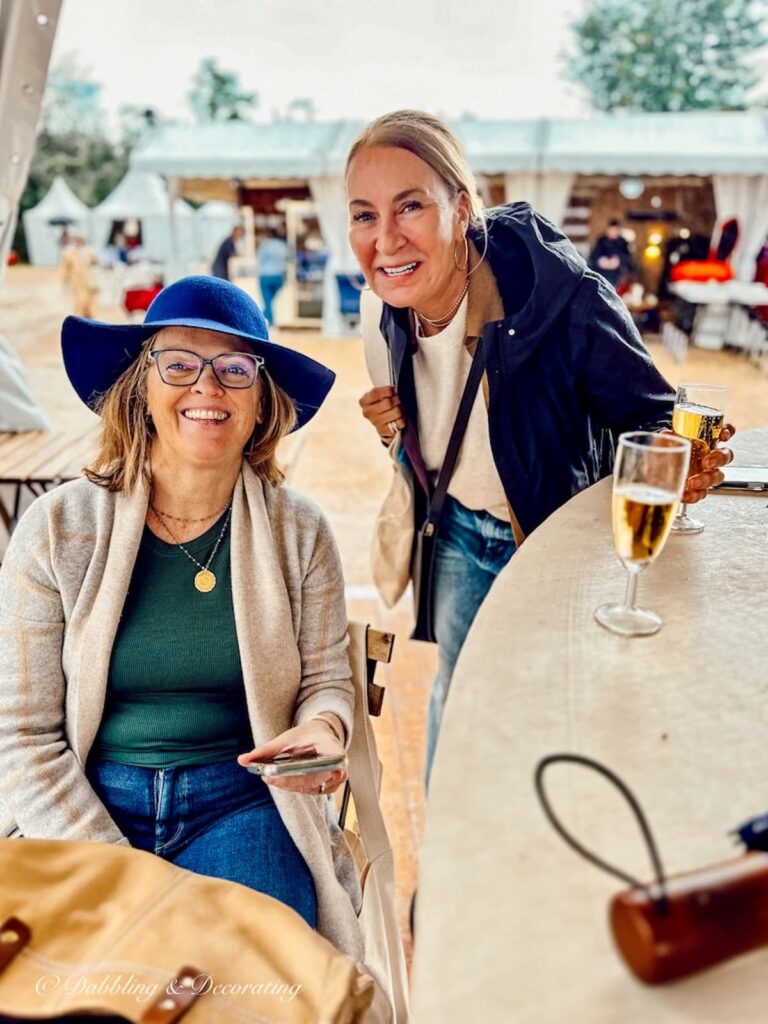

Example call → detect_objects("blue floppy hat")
61 275 335 430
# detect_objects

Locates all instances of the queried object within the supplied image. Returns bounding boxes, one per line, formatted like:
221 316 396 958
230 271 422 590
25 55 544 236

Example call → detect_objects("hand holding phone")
246 744 347 778
237 720 348 796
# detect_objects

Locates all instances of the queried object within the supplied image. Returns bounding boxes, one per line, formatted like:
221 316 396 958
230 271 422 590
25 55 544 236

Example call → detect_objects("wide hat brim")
61 315 335 432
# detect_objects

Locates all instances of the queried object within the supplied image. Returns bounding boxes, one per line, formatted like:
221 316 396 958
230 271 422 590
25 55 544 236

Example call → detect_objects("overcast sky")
51 0 591 125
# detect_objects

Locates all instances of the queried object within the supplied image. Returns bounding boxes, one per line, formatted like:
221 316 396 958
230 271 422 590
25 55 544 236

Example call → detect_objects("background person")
257 227 290 326
0 275 365 959
588 217 635 290
211 223 245 281
60 233 98 317
347 110 733 781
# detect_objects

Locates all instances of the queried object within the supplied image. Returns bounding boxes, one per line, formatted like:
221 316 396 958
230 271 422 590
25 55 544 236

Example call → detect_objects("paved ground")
3 264 767 960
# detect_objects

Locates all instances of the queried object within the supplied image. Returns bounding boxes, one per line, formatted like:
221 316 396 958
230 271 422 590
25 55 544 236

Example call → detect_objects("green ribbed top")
92 511 253 768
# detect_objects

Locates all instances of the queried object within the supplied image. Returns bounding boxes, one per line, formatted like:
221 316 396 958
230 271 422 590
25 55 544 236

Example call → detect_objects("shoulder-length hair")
85 336 297 493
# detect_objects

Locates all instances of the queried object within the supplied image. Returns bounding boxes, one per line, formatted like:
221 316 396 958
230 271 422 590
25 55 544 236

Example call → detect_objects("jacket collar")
465 240 505 343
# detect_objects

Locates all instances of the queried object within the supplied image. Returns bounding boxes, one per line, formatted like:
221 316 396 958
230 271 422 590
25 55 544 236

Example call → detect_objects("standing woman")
0 276 365 959
346 110 734 780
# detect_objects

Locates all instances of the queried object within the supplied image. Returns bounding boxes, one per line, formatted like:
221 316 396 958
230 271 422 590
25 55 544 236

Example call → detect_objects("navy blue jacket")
378 204 674 538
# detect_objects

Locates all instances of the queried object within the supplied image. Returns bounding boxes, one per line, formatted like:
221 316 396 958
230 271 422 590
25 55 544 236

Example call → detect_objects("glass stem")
679 501 688 516
624 570 639 611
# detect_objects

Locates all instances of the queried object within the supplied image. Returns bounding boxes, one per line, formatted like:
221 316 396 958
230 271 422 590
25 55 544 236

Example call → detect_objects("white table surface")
412 429 768 1024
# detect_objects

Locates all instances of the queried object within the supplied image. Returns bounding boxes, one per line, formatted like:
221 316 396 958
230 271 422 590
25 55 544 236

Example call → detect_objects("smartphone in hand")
246 745 347 778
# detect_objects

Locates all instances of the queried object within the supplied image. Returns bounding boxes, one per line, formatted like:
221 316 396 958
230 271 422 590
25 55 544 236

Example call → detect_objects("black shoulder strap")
428 339 486 526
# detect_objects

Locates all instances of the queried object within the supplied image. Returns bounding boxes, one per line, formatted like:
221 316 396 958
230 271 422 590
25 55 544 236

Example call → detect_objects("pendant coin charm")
194 569 216 593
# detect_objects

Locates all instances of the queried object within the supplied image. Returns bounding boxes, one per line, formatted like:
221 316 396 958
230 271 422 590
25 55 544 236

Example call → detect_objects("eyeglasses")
149 349 264 389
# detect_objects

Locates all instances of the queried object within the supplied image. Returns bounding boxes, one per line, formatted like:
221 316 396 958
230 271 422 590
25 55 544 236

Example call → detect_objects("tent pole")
166 174 180 283
0 0 63 287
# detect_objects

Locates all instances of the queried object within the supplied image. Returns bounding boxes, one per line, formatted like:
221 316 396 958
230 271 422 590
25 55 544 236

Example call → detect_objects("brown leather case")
610 851 768 984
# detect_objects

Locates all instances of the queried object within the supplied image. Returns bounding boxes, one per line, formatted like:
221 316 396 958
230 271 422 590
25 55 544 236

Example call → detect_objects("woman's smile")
346 145 469 320
180 406 232 425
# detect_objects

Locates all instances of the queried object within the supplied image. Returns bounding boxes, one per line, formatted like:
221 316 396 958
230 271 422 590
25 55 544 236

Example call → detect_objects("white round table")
412 429 768 1023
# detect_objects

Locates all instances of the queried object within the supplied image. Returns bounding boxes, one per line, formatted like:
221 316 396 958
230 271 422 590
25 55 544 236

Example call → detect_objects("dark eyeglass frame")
148 348 265 389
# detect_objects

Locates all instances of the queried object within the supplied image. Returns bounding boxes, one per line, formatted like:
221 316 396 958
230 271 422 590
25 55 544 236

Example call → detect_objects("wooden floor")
3 265 768 962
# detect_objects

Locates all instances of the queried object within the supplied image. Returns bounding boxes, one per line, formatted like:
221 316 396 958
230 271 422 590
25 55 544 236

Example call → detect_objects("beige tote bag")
362 289 415 609
371 436 414 608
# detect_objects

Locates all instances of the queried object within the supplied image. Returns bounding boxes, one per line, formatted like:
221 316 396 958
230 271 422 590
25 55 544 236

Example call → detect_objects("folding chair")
342 622 410 1024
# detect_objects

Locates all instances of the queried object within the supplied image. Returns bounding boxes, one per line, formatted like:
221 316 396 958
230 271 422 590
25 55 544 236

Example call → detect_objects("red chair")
122 284 163 316
670 218 738 284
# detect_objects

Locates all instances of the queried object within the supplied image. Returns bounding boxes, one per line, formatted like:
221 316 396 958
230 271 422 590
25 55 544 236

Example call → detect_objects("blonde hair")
346 109 486 231
85 335 296 493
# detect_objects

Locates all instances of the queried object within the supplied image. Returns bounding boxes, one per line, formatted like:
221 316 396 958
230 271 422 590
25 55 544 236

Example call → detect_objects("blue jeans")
426 495 517 783
259 274 285 325
87 757 317 927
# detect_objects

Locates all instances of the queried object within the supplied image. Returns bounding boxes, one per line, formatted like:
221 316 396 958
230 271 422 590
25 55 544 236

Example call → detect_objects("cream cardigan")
0 463 364 959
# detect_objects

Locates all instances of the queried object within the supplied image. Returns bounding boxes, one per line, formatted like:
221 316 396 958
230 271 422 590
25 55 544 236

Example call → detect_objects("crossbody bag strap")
426 337 487 529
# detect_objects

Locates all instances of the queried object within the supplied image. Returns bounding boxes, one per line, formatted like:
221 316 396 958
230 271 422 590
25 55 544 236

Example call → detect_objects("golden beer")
612 483 678 567
672 402 724 475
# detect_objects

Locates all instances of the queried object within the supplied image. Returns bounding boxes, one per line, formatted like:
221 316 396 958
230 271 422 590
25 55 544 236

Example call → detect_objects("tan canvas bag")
0 837 374 1023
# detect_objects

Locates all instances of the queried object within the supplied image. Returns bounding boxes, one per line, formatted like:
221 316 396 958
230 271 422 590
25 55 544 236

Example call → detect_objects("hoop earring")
454 236 469 272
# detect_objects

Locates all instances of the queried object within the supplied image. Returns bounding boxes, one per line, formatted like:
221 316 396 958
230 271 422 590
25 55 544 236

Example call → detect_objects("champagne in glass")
670 383 726 535
595 432 690 637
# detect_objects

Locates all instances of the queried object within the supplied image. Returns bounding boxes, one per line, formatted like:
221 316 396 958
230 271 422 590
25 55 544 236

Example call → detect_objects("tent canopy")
22 175 91 266
92 169 195 264
131 122 354 179
131 112 768 179
93 169 193 220
26 175 89 221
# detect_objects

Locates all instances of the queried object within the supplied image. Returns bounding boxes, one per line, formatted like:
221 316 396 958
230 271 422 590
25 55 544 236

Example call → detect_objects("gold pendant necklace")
150 501 232 592
194 569 217 593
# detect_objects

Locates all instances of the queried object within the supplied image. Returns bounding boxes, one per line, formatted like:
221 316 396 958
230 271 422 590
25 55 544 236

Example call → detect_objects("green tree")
188 58 258 122
567 0 768 112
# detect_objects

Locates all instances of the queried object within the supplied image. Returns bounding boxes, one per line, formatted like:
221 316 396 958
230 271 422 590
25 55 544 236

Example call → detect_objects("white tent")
195 200 239 266
91 169 195 265
22 176 91 266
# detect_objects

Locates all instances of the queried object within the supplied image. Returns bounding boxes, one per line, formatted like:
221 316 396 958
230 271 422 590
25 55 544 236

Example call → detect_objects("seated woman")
0 275 364 959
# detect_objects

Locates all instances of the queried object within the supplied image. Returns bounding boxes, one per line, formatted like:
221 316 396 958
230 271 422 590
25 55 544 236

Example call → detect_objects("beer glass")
670 383 727 534
595 431 691 637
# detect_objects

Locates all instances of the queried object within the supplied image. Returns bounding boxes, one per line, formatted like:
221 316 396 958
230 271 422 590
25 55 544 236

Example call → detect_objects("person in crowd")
60 233 98 317
211 224 245 281
257 227 290 326
347 110 734 781
588 217 635 289
0 275 365 958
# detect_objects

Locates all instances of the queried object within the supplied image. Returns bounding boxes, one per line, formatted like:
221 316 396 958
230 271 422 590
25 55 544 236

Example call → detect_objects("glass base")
671 510 705 534
595 603 662 637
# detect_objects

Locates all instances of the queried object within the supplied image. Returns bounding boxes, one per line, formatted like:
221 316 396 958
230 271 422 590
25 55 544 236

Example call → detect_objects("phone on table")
713 466 768 494
246 745 347 779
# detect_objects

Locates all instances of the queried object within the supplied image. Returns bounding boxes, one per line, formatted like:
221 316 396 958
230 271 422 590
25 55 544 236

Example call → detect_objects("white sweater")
362 288 511 522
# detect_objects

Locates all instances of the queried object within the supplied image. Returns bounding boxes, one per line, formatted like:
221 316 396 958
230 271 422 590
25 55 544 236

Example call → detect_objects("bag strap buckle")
0 917 31 976
139 966 210 1023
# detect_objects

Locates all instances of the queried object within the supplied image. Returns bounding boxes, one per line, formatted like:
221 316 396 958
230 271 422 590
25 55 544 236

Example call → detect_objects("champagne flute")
595 431 691 637
670 383 727 535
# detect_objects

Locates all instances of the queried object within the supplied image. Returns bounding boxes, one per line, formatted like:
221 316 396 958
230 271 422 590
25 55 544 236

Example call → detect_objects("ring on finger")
387 420 399 436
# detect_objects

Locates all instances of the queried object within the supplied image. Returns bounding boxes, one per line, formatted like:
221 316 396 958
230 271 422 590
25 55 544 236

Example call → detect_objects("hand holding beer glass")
595 431 691 637
670 383 727 534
